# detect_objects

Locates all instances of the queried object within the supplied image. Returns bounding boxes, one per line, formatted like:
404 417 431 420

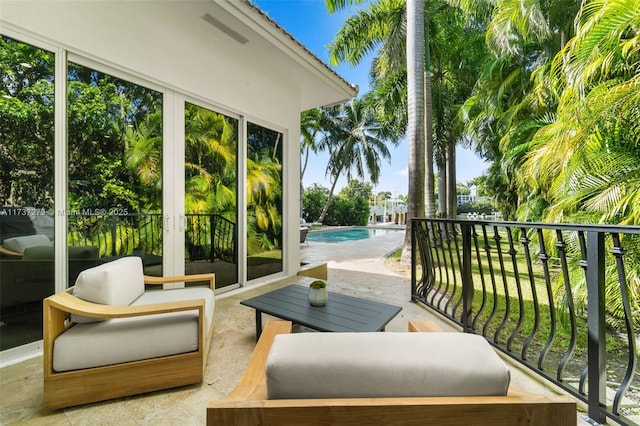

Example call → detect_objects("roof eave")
217 0 358 108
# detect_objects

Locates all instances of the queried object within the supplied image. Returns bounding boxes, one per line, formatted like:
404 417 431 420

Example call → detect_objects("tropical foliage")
453 0 640 327
303 97 399 223
1 36 55 207
184 103 237 219
303 182 371 226
1 36 282 264
317 0 639 327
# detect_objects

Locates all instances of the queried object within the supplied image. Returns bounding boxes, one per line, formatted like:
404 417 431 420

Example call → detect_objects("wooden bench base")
207 320 577 425
408 320 444 332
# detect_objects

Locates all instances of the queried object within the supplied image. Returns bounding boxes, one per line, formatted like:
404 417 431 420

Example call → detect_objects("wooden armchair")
207 321 577 425
44 259 215 409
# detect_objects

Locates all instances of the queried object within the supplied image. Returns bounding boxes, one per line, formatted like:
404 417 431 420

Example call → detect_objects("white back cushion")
74 256 145 306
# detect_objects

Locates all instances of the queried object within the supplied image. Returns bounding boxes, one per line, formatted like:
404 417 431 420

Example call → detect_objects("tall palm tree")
300 108 324 183
316 97 396 223
403 0 427 261
429 4 486 218
125 110 163 210
300 108 325 216
326 0 434 262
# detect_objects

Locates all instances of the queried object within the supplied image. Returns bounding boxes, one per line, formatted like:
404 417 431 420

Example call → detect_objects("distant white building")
370 199 406 224
457 194 481 206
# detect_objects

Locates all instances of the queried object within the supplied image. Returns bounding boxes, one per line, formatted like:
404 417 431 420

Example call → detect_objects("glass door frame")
243 116 288 285
180 95 244 291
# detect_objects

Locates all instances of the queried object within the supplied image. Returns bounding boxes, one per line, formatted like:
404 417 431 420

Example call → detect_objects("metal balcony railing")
411 218 639 425
67 213 236 264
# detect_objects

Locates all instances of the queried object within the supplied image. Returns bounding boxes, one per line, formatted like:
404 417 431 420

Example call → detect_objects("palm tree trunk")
301 147 310 217
446 139 457 218
400 0 426 265
424 29 435 218
317 169 341 224
437 156 446 217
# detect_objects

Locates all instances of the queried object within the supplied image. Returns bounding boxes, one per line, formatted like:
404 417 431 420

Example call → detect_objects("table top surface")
240 284 402 332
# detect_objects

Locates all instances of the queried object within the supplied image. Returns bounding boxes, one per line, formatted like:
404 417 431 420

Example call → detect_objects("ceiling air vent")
202 13 249 45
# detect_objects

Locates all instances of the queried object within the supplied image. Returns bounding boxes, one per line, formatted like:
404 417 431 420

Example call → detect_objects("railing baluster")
110 214 117 256
444 224 460 315
536 228 556 371
451 224 465 318
506 227 525 353
415 221 435 299
411 220 418 301
471 224 487 330
493 225 511 344
555 230 577 382
577 230 589 396
610 233 637 416
214 215 216 263
429 222 445 306
460 222 473 332
520 228 540 361
436 222 452 312
481 225 499 338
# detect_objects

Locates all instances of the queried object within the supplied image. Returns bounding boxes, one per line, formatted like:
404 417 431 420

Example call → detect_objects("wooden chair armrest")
225 321 292 401
0 245 23 257
144 273 215 290
45 290 204 320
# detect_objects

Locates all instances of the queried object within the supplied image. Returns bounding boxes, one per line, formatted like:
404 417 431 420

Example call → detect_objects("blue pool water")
306 227 402 243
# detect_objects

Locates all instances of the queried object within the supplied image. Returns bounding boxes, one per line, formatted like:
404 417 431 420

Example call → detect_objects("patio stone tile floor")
1 228 592 425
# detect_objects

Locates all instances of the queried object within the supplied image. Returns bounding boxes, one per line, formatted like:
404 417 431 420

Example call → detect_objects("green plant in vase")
308 280 328 307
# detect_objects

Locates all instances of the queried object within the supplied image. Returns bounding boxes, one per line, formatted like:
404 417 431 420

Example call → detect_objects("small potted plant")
308 279 328 307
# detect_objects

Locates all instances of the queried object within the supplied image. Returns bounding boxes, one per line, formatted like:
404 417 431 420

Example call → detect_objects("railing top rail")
410 217 640 234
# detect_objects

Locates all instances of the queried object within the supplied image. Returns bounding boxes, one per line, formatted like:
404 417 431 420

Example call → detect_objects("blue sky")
254 0 488 196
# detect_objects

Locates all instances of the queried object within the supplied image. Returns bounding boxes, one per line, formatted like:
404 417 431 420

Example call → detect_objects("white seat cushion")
53 287 214 372
53 310 199 372
266 332 510 399
132 287 215 335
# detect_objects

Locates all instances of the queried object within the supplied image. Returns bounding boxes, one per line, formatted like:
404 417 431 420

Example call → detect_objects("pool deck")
303 224 407 271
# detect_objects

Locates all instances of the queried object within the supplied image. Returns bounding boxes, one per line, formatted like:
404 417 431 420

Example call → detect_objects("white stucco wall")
1 1 300 125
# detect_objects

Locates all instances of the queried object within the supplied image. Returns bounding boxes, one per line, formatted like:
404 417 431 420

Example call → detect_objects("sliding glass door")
246 122 283 281
0 36 55 350
1 37 289 355
184 102 238 289
67 62 163 277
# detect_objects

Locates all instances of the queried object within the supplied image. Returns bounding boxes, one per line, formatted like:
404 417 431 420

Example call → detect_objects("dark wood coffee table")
240 284 403 340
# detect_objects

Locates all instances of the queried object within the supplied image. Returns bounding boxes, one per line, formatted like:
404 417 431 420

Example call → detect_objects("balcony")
1 227 636 424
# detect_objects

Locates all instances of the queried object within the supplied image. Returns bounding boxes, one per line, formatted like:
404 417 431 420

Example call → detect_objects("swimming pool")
306 227 403 243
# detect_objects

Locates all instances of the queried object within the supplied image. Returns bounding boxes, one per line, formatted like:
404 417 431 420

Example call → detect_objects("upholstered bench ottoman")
265 331 510 399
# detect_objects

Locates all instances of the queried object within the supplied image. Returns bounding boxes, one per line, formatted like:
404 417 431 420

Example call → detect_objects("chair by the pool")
207 321 577 425
300 227 309 244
